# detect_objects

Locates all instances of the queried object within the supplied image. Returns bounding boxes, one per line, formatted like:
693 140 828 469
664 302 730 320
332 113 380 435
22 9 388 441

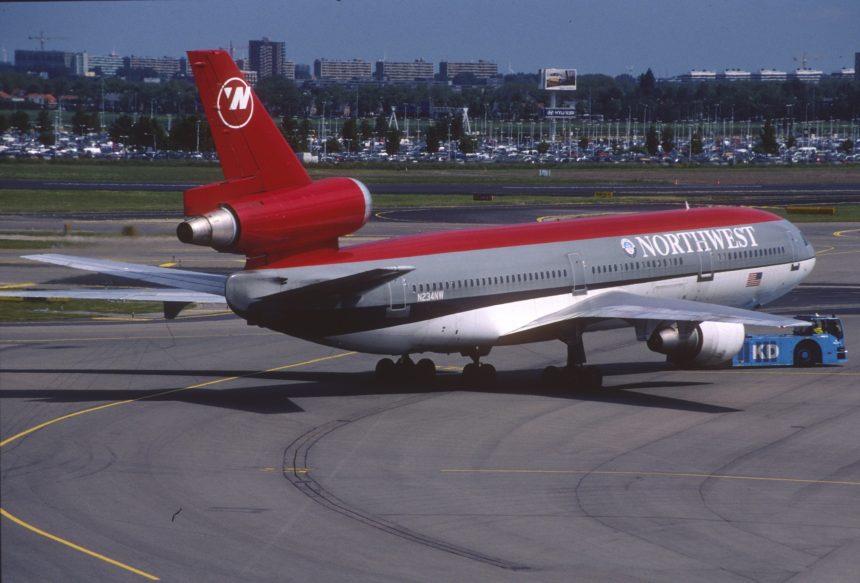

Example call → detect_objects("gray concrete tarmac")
1 222 859 582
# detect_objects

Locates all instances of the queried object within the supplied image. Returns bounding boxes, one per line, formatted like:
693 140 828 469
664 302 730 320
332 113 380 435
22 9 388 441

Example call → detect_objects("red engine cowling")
177 177 371 258
647 321 745 367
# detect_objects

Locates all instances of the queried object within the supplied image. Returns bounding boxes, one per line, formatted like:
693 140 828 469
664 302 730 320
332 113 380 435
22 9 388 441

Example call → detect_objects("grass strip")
0 298 164 322
0 189 182 213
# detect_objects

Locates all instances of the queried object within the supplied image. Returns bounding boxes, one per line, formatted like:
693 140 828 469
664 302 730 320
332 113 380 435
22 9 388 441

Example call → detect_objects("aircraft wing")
12 254 227 296
505 290 805 337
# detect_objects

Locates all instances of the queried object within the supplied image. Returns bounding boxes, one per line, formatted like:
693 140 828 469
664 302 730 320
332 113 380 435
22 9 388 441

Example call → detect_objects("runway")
2 221 859 581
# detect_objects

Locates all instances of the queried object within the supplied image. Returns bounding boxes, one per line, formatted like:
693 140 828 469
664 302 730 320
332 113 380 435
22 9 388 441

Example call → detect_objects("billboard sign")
544 108 577 118
541 68 577 91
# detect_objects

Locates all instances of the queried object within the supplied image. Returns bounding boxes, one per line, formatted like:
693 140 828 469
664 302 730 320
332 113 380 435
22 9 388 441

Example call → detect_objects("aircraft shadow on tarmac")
0 364 736 415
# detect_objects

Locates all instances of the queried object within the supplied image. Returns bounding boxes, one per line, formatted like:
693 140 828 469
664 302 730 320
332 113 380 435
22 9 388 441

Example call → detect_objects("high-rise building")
375 59 434 82
439 60 498 80
249 38 287 79
313 59 372 81
88 53 124 76
718 68 751 82
790 68 823 83
680 69 717 83
125 55 185 78
752 68 787 82
15 50 87 77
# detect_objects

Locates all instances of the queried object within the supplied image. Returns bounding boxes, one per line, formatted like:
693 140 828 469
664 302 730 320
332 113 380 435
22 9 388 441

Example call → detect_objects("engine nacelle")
647 321 745 367
177 177 371 257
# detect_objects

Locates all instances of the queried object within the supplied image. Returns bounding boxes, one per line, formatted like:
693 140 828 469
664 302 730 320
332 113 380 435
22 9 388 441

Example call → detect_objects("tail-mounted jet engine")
177 177 372 258
647 321 745 367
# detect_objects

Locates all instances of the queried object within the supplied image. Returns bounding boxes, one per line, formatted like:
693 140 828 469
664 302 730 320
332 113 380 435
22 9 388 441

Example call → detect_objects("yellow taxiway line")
833 228 859 238
0 350 355 579
0 508 160 580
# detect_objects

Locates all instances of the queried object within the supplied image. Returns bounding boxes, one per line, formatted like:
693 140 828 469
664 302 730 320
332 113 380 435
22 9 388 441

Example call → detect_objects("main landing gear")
459 346 496 388
541 332 603 390
375 355 436 384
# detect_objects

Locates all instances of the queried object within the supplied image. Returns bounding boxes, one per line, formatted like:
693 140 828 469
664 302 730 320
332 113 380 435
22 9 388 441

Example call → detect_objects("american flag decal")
746 272 763 287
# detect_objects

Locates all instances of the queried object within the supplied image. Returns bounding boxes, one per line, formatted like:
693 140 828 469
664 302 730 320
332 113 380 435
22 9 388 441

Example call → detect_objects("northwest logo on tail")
216 77 254 129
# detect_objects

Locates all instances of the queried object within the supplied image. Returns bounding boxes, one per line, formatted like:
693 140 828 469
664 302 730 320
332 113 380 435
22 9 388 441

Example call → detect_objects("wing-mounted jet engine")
647 321 746 367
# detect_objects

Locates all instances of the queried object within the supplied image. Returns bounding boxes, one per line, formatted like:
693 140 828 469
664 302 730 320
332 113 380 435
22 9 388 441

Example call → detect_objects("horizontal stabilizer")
0 288 224 303
20 254 227 296
506 290 806 337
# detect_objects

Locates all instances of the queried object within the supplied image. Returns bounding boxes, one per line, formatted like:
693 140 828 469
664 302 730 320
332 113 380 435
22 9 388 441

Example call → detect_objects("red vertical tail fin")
184 50 311 215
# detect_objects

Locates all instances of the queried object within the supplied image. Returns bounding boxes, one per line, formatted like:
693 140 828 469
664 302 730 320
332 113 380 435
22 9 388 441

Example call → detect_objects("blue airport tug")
732 315 847 367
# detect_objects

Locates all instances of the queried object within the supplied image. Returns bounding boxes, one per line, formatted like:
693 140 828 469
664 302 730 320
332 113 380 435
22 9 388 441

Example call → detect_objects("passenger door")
567 252 587 295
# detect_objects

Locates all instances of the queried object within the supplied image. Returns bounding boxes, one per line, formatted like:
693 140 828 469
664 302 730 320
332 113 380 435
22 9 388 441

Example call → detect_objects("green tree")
660 124 675 154
450 114 464 141
578 135 588 151
786 133 797 149
0 114 8 133
297 117 311 153
37 110 52 131
375 114 388 138
459 135 477 154
341 118 358 152
537 141 550 154
838 139 854 153
10 110 30 132
645 124 659 155
281 115 308 152
638 68 656 96
324 136 341 154
690 128 704 155
71 108 96 135
758 118 778 154
131 116 167 150
385 127 402 156
170 115 208 151
109 114 134 143
424 124 441 154
359 118 373 143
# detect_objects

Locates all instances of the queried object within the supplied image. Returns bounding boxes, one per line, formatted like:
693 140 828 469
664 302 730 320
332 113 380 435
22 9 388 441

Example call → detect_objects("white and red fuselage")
223 206 815 356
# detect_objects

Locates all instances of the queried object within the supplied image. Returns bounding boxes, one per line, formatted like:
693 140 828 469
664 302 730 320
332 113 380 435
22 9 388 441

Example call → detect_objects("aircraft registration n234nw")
7 50 817 388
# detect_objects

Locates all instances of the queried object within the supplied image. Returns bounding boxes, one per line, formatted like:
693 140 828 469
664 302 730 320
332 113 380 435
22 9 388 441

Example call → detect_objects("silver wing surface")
505 290 804 337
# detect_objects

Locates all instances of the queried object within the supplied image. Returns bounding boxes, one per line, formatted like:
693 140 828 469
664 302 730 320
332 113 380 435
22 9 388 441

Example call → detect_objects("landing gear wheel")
415 358 437 384
462 362 479 384
462 362 496 387
478 364 496 388
375 358 397 382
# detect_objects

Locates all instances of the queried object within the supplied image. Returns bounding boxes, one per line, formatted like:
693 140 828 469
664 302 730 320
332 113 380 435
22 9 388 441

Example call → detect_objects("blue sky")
1 0 857 76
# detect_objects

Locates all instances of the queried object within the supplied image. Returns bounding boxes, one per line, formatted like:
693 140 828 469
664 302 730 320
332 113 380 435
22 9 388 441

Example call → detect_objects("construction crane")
28 30 68 51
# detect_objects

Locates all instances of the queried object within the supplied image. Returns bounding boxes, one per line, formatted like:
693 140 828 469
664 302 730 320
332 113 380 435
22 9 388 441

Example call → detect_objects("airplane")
2 50 817 389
